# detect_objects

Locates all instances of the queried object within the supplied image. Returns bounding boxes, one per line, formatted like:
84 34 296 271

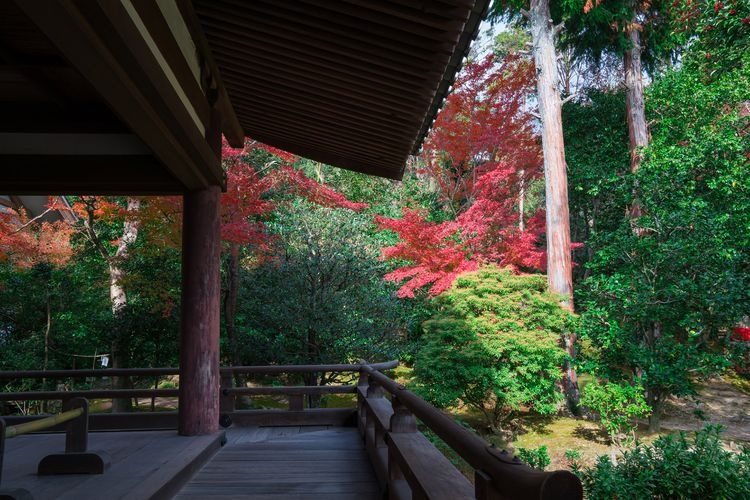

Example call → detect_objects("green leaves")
576 26 750 428
580 380 650 444
578 426 750 499
413 266 573 433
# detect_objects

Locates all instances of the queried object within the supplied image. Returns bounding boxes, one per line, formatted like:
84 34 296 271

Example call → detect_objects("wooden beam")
0 133 151 155
0 103 129 134
14 0 222 190
176 0 244 148
0 155 183 195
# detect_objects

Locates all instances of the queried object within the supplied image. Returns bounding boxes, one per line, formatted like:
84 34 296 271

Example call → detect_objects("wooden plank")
0 389 178 401
388 432 474 500
176 427 379 500
2 412 179 432
229 408 356 427
1 431 223 500
228 385 355 396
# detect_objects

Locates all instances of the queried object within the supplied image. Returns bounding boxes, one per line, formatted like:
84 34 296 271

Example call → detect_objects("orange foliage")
0 202 73 269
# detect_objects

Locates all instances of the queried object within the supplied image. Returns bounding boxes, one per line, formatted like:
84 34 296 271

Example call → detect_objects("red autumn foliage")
0 202 74 269
141 138 367 255
733 327 750 342
419 54 541 213
219 139 368 249
377 54 546 298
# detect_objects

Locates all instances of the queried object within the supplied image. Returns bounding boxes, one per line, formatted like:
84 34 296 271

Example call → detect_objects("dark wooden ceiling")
0 2 183 194
193 0 488 180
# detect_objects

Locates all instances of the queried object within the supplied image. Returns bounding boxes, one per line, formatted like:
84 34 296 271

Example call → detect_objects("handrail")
1 397 109 489
0 360 399 380
0 389 179 401
360 366 583 500
222 360 399 374
0 368 179 379
5 407 84 438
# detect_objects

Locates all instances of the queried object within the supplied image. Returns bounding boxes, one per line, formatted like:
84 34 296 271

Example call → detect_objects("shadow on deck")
3 426 376 500
177 426 379 499
2 429 222 500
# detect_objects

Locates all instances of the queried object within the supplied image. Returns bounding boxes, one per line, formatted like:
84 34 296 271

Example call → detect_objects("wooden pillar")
178 183 221 435
179 99 222 436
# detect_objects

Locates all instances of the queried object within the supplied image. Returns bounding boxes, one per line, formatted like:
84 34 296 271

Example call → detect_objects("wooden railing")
0 362 398 429
218 361 398 427
357 366 582 499
1 363 583 499
1 367 182 430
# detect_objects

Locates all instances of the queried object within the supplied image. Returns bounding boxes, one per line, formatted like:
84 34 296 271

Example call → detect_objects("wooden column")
179 100 222 436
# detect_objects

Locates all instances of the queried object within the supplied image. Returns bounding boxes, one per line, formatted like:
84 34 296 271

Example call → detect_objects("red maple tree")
377 53 546 298
0 203 73 269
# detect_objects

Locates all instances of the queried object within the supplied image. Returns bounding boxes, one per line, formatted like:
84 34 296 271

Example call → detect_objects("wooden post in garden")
178 96 223 436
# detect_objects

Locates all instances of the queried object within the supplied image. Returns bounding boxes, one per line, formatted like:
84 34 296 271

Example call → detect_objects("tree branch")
520 8 531 20
11 208 54 233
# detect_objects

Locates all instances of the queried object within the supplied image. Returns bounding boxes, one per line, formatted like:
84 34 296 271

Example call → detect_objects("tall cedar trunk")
624 26 649 222
626 25 662 429
529 0 579 408
224 243 248 390
110 197 140 412
624 27 649 175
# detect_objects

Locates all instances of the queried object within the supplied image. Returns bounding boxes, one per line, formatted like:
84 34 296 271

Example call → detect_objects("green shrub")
578 426 750 499
516 445 551 470
580 380 650 446
413 267 573 434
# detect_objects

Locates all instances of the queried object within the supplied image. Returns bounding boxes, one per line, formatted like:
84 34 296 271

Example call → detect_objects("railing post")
366 374 384 399
38 398 111 475
220 371 235 413
364 374 385 451
288 395 304 411
65 397 88 453
389 393 417 433
387 393 418 500
357 367 368 436
363 373 390 491
219 371 235 428
475 469 502 500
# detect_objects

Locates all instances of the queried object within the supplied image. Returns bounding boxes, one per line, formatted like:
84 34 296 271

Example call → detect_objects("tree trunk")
518 169 526 231
625 25 649 224
624 27 649 175
647 394 664 432
42 293 51 413
224 243 249 393
109 197 140 413
529 0 579 408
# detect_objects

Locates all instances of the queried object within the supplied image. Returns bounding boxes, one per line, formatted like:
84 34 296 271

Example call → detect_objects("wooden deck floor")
1 430 222 499
175 426 380 500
